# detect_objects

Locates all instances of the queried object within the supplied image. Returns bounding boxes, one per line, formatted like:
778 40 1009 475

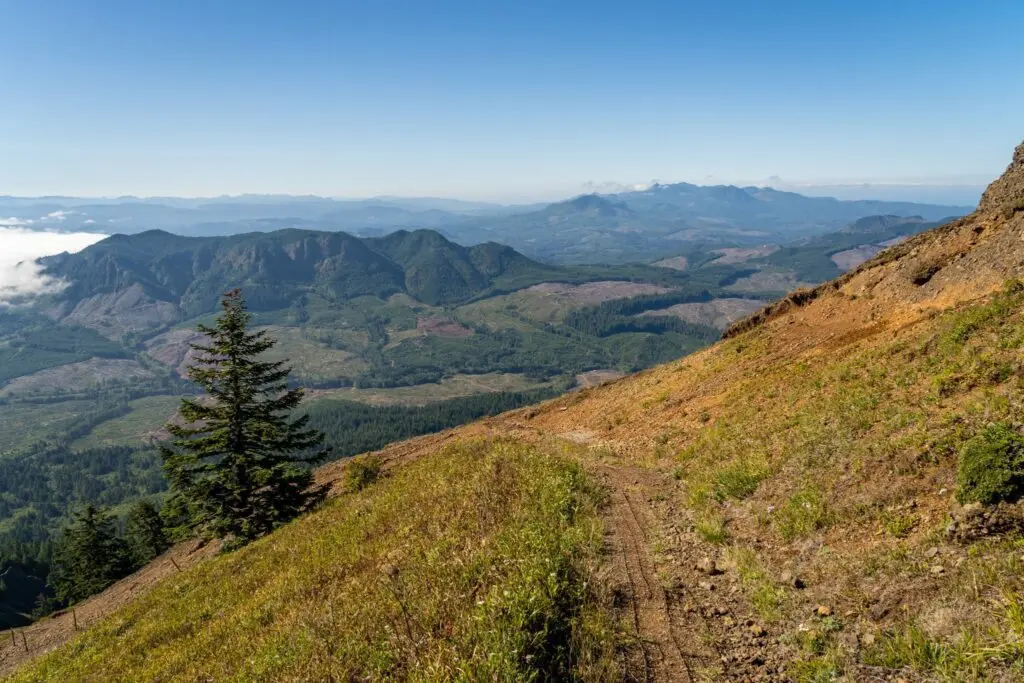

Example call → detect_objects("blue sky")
2 0 1022 201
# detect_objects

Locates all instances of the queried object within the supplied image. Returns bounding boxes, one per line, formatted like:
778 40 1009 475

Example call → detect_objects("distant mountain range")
2 184 971 264
439 187 967 263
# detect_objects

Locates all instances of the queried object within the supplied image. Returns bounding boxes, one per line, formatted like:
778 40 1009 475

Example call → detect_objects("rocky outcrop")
979 140 1024 215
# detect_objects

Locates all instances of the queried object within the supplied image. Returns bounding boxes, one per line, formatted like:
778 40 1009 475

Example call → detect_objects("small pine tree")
161 289 329 545
124 500 170 566
50 505 131 604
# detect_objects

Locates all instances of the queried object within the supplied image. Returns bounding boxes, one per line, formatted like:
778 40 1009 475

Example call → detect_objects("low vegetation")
655 280 1024 678
11 440 616 682
341 453 383 492
956 422 1024 505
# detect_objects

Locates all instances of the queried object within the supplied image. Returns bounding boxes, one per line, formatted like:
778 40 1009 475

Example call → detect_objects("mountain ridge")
38 228 560 328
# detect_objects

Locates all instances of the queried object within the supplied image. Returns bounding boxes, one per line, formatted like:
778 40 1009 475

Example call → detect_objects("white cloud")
44 210 76 221
0 217 33 227
580 181 652 195
0 227 106 304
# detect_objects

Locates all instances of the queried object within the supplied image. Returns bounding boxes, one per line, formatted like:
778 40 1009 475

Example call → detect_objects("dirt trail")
597 464 718 682
594 458 797 682
489 421 787 681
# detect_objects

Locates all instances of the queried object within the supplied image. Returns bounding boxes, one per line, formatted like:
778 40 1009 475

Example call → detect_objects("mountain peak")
979 140 1024 215
553 194 630 216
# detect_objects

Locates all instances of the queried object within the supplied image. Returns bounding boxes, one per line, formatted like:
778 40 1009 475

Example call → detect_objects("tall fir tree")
49 505 130 604
124 500 170 566
161 289 329 545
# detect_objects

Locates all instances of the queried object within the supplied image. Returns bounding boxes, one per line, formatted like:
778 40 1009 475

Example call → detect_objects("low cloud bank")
0 227 106 304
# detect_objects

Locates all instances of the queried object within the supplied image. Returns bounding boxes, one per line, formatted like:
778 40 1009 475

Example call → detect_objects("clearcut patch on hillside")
0 358 154 397
637 298 765 331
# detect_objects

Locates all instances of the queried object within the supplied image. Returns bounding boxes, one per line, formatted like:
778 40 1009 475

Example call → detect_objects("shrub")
343 454 384 492
956 423 1024 505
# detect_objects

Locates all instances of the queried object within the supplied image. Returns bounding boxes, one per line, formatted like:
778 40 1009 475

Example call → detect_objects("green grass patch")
12 440 618 682
863 623 981 679
694 514 729 544
712 457 769 501
341 454 383 492
726 547 788 621
863 590 1024 681
775 486 834 541
881 510 918 539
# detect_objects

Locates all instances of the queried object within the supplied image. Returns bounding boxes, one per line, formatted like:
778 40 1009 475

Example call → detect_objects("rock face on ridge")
979 140 1024 215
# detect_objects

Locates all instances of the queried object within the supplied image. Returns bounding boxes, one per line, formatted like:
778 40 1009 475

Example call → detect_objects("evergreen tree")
49 505 130 604
161 290 329 545
124 500 170 566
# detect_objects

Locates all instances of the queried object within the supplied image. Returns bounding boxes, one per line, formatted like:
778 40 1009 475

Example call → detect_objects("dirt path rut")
597 464 721 682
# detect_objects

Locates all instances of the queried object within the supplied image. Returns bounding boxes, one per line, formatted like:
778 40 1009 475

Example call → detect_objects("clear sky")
2 0 1022 200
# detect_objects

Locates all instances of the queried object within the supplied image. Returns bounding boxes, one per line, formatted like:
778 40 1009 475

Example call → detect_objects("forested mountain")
436 185 971 262
39 228 554 315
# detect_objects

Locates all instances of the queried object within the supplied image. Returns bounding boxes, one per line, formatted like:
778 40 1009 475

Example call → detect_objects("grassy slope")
12 441 615 682
516 198 1024 679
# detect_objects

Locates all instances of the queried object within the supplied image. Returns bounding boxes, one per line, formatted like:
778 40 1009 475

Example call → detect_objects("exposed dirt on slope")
600 464 714 683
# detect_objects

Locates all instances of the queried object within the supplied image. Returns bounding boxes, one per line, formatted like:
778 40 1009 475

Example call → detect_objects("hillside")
6 143 1023 681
